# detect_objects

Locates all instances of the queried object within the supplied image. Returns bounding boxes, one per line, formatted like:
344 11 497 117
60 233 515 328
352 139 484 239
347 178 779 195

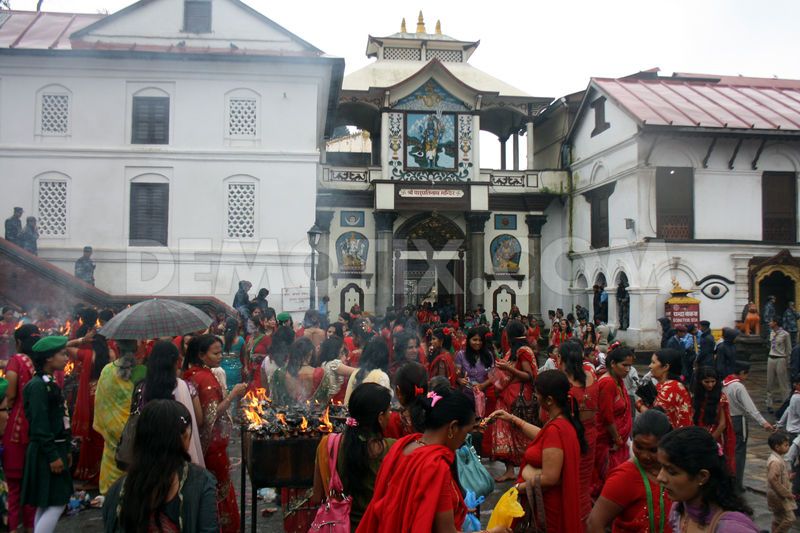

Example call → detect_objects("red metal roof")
0 10 104 49
593 73 800 131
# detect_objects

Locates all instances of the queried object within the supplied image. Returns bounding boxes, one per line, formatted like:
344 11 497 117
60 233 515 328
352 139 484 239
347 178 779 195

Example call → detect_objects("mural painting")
336 232 369 272
490 234 521 273
405 112 457 171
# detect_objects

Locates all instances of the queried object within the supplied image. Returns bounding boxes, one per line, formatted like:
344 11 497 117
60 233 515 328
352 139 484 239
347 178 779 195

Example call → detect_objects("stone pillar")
380 110 390 179
512 133 520 171
373 211 398 315
465 213 491 311
315 210 334 306
525 214 548 319
732 253 753 324
500 138 507 170
526 120 535 170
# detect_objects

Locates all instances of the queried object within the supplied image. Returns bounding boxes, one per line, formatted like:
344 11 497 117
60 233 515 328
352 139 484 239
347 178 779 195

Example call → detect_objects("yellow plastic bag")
487 486 525 529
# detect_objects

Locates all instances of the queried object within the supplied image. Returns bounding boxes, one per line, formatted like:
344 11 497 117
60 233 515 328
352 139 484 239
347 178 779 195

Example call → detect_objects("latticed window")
37 180 68 236
656 167 693 240
228 98 257 137
383 47 421 61
226 183 256 238
40 94 70 135
426 49 463 62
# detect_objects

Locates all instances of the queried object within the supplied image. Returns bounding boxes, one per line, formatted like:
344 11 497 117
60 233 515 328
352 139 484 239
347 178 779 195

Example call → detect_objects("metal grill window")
383 47 421 61
226 183 256 239
228 98 257 137
426 49 463 62
37 180 68 236
40 94 69 135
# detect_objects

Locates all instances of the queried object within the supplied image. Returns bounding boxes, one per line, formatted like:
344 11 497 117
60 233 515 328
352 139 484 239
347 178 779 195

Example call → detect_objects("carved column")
525 214 548 319
512 132 520 171
373 211 398 315
500 137 507 170
465 213 491 311
315 210 334 305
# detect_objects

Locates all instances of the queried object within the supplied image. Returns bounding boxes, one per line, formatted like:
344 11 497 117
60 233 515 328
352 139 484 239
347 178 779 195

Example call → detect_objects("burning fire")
15 321 23 330
300 416 308 432
319 406 333 433
241 388 270 428
64 361 75 376
276 413 287 426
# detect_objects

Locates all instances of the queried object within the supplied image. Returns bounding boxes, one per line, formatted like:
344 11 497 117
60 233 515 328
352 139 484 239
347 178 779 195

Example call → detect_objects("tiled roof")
0 11 104 49
593 73 800 131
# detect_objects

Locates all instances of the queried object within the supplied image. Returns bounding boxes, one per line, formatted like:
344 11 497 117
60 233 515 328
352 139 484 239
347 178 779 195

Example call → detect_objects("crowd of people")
0 294 795 533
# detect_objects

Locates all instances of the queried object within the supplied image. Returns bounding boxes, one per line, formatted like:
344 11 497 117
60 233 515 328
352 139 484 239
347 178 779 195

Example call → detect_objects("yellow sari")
92 360 146 494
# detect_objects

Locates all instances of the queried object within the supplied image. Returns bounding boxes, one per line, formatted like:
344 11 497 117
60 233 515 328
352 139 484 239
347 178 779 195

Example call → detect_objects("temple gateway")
317 14 563 322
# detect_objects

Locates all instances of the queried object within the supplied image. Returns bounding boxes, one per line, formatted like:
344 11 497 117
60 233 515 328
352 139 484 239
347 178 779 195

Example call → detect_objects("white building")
0 0 343 305
551 69 800 347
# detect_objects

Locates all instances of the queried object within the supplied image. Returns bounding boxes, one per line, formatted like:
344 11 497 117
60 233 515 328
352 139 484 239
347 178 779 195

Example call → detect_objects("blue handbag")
456 434 495 498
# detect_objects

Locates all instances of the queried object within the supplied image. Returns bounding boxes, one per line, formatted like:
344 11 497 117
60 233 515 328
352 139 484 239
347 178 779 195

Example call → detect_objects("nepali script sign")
398 188 465 199
666 302 700 328
282 287 310 313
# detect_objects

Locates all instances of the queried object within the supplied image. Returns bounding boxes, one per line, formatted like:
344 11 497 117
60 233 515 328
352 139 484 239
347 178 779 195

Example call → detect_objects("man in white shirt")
723 360 775 493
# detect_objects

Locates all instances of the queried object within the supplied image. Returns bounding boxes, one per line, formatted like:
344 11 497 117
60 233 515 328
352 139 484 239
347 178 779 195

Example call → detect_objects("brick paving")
57 361 796 532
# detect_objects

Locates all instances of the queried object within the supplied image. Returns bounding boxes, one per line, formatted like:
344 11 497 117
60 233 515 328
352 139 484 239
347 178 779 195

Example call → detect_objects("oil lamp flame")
319 406 333 433
276 413 288 426
64 361 75 376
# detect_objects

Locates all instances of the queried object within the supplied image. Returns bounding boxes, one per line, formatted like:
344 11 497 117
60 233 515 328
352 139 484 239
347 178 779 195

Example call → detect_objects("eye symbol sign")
695 275 734 300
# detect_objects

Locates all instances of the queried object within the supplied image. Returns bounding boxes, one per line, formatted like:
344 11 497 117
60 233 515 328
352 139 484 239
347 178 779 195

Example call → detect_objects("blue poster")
405 112 457 170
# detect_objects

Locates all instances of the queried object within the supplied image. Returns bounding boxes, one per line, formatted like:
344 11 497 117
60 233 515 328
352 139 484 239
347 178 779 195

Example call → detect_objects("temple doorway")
394 213 466 316
759 271 795 318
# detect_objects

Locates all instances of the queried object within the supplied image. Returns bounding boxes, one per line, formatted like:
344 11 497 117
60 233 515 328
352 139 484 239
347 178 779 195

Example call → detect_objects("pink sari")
3 353 35 530
492 347 537 465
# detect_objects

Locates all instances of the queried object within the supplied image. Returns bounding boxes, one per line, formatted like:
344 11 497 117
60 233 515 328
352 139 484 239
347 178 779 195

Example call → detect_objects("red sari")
654 379 693 429
600 460 673 533
73 346 103 485
518 417 583 533
246 331 272 390
4 353 35 530
384 410 414 439
696 393 736 475
596 374 633 484
570 381 599 519
183 366 240 533
429 350 458 388
357 433 466 533
493 346 537 465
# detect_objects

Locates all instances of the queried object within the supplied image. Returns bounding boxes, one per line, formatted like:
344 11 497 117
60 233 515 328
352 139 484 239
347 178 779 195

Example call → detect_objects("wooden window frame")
582 182 615 249
129 182 169 246
655 167 694 240
762 171 797 243
183 0 212 33
131 96 170 145
590 96 611 137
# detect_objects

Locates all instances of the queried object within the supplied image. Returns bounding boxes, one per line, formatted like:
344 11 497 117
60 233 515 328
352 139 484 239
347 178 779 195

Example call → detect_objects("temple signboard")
665 280 701 328
394 185 469 209
398 188 465 198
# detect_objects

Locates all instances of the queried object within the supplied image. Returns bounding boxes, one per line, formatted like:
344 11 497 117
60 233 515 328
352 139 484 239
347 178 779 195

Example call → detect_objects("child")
539 344 558 372
21 336 72 533
767 431 796 533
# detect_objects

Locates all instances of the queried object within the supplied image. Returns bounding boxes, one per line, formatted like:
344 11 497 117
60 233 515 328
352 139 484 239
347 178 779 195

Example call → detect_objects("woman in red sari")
492 320 537 482
428 327 458 388
385 362 428 438
641 349 693 429
587 409 674 533
692 366 736 474
358 385 510 533
490 370 586 533
596 345 635 486
5 325 39 532
244 309 276 390
68 328 113 488
183 334 247 533
558 339 598 520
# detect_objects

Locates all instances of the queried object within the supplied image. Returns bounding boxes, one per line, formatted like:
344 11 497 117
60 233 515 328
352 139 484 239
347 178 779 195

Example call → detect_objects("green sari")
92 360 146 494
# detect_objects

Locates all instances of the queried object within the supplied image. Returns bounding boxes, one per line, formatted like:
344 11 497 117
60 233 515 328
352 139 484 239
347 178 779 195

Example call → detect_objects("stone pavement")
56 361 797 532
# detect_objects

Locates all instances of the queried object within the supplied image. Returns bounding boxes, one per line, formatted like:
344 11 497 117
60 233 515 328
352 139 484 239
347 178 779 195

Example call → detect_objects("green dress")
21 374 72 507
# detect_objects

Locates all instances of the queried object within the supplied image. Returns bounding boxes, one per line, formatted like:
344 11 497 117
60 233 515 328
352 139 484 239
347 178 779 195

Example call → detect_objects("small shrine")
665 279 701 328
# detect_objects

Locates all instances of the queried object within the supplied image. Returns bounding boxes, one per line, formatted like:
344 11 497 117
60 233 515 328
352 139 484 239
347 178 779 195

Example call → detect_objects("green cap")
276 312 292 323
32 335 68 353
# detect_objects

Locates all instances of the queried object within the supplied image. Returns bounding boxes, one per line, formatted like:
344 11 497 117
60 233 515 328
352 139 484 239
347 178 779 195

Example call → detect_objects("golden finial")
416 11 426 33
400 17 407 33
435 20 441 35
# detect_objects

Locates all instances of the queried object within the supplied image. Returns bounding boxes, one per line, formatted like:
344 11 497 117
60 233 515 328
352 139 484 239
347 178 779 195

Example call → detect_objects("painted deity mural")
490 234 522 273
405 112 457 170
336 232 369 272
387 79 474 182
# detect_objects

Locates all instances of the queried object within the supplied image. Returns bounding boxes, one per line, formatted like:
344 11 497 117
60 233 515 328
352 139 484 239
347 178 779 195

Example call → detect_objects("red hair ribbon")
414 385 424 397
609 341 621 351
443 327 451 336
484 332 494 339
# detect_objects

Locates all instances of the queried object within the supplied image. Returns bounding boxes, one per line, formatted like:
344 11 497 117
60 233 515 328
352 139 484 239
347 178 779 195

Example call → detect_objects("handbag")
456 434 495 498
115 382 145 471
473 388 486 418
514 475 546 533
310 433 351 532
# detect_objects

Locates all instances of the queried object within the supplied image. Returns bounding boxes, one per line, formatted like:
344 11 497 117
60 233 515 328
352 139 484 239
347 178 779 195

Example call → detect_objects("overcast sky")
10 0 800 99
